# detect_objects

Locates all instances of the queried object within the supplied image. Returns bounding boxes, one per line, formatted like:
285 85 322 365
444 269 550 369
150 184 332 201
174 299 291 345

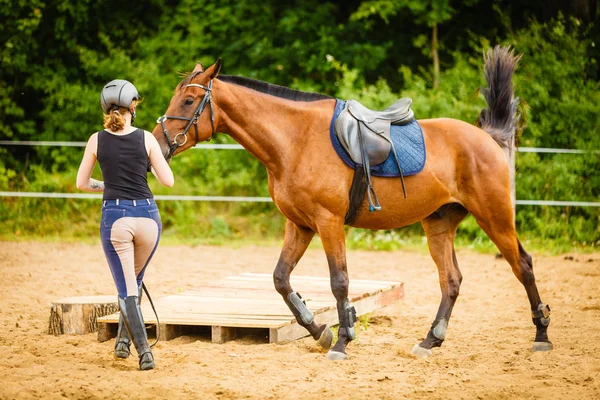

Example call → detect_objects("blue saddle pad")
329 99 426 177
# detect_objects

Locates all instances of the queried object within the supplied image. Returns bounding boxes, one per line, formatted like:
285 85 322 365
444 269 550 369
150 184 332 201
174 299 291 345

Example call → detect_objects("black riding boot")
118 296 155 370
114 314 131 358
114 285 143 358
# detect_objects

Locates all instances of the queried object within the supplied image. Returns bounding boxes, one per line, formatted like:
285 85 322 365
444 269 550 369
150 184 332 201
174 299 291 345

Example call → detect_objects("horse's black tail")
477 45 522 152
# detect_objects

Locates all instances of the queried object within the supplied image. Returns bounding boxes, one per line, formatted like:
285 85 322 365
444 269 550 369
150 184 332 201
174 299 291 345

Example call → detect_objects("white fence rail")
0 191 272 202
0 141 598 207
2 140 597 154
0 141 245 150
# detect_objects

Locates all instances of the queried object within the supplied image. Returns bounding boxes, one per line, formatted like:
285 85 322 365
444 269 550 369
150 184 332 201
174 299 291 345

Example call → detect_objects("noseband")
157 79 215 158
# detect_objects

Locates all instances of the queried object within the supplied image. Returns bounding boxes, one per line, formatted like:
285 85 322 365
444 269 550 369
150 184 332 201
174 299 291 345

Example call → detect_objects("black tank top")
97 129 154 200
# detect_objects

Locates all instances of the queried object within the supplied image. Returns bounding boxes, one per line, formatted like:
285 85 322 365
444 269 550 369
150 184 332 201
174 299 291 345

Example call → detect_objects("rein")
156 79 215 158
141 282 160 347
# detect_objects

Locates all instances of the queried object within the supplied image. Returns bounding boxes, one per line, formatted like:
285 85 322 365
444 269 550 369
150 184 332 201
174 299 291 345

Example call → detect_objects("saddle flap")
334 103 392 166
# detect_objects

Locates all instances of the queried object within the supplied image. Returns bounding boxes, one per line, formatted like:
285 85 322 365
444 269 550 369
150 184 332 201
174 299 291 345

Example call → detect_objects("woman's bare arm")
146 131 174 187
76 133 104 192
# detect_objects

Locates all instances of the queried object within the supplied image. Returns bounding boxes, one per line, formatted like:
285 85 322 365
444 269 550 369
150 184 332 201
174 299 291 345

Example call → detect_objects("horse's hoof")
326 350 348 361
411 344 432 359
532 341 553 352
316 325 333 350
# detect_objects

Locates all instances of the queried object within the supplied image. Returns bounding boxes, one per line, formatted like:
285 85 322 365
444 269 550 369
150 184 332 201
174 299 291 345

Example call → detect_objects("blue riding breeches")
100 199 162 298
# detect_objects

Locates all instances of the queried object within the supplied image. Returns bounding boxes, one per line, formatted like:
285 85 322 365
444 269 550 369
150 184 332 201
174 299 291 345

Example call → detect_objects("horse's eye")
184 97 194 106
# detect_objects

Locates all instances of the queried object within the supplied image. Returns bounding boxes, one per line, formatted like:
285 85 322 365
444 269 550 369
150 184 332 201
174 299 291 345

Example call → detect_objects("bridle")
156 79 215 159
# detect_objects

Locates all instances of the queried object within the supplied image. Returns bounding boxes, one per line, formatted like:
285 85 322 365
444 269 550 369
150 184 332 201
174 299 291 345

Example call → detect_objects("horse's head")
152 59 223 160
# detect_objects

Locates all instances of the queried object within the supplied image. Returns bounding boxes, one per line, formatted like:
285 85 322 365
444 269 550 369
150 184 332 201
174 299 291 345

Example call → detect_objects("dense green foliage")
1 1 598 250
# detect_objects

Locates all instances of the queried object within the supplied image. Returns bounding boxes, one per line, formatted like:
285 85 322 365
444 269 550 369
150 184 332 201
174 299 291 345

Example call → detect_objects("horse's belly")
350 171 455 229
351 202 442 230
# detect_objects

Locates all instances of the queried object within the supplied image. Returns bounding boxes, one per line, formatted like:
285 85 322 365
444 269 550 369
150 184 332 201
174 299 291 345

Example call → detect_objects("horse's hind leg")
468 197 552 352
412 204 470 358
273 219 333 349
515 241 552 350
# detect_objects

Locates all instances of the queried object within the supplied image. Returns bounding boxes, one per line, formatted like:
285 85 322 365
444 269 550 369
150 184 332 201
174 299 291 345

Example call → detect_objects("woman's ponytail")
103 106 128 131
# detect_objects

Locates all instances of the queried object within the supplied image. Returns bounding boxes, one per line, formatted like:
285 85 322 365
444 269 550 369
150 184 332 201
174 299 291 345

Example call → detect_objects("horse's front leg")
273 219 333 349
317 216 356 360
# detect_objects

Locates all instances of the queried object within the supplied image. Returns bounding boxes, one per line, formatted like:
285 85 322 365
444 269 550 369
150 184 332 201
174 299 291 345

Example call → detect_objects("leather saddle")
335 98 414 165
334 98 415 212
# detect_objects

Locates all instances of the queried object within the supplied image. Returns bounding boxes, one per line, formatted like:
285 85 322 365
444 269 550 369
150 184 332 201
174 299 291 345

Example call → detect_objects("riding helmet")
100 79 140 113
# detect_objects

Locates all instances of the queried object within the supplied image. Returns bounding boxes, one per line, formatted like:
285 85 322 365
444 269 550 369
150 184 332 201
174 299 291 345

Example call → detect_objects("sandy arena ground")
0 241 598 399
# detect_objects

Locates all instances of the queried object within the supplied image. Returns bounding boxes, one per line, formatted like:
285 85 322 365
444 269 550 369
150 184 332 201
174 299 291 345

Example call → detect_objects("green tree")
0 0 598 246
351 0 479 88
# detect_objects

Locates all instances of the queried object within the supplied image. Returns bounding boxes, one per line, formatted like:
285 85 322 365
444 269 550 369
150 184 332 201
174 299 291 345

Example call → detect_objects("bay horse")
152 46 552 360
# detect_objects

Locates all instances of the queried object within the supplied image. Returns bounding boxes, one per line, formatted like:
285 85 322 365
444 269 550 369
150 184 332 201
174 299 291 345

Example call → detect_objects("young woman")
76 79 174 370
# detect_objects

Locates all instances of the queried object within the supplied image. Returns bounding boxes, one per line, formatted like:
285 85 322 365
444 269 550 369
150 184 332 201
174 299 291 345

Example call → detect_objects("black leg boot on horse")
118 296 155 370
114 284 144 359
327 299 357 360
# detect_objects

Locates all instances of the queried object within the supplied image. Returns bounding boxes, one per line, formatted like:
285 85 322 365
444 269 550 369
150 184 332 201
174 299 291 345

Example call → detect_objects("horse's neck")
215 82 332 172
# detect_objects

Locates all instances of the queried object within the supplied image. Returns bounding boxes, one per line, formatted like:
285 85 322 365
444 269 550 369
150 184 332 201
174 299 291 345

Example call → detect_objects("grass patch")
329 313 371 347
1 225 597 255
1 197 597 255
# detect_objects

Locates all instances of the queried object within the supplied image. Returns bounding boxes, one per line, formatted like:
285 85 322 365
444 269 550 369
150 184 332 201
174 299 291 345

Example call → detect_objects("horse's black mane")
178 71 331 102
218 75 332 102
177 70 333 102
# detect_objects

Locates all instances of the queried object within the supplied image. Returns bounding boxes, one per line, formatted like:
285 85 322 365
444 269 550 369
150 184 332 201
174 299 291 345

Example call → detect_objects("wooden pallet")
97 273 403 344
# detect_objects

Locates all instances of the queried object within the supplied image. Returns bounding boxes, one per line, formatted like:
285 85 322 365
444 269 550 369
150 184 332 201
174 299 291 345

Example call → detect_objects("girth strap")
344 167 368 225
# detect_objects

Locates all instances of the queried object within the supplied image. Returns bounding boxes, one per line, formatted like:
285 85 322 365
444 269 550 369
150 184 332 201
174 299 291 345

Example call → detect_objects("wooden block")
212 326 237 343
97 322 117 342
49 295 118 336
159 324 183 341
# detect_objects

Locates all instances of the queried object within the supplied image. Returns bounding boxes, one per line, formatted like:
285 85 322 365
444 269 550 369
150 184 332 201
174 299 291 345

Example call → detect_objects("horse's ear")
209 58 222 79
192 62 204 74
